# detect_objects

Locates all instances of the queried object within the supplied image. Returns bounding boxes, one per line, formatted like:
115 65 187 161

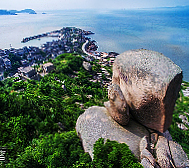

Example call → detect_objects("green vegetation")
3 53 23 77
0 53 107 163
7 136 143 168
91 138 143 168
1 53 140 167
7 131 92 168
0 53 188 167
169 81 189 157
8 53 22 71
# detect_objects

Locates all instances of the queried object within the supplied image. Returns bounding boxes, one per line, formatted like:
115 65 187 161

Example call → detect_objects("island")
0 10 16 15
0 9 37 15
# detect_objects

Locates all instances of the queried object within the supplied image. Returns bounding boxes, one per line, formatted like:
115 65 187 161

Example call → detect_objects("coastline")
0 9 188 82
82 40 93 57
0 27 89 79
0 15 189 81
0 27 120 90
0 27 110 79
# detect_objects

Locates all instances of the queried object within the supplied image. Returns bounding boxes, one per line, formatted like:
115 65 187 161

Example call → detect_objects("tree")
3 71 9 78
7 131 91 168
92 138 143 168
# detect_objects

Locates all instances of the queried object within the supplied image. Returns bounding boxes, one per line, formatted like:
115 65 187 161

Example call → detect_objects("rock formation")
139 134 189 168
76 49 188 168
108 49 182 133
155 136 173 168
76 107 189 168
169 140 189 168
76 106 149 159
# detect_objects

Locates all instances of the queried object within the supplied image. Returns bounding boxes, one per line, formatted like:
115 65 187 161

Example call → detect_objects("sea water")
0 8 188 81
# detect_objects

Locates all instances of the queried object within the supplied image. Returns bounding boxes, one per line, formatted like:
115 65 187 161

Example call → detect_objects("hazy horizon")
1 0 189 10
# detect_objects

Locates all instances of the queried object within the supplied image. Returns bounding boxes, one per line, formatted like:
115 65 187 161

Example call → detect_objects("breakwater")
21 30 60 43
21 28 94 43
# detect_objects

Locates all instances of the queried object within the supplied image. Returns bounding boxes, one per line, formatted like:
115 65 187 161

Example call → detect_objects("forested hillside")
0 53 143 167
0 53 188 167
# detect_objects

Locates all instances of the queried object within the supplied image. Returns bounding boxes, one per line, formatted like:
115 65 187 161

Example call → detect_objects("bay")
0 8 188 81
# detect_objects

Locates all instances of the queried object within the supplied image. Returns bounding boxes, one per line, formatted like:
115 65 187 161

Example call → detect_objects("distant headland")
0 9 37 15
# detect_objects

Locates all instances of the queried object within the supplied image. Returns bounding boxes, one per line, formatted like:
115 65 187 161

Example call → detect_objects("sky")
1 0 189 10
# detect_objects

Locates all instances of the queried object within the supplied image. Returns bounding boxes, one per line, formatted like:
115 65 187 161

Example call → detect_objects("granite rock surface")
76 106 149 159
112 49 182 132
169 140 189 168
105 84 130 125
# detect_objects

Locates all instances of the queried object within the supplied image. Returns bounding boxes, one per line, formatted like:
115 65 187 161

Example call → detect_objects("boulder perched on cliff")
76 106 149 159
112 49 182 133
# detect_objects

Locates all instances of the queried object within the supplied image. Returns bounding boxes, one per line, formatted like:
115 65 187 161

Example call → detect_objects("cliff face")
76 49 189 168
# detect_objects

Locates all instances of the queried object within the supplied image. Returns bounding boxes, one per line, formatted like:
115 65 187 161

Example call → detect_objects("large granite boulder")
76 106 189 167
76 106 149 159
112 49 182 133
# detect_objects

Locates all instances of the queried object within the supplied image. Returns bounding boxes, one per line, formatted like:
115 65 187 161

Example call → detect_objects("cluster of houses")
28 27 89 59
0 46 42 67
39 28 95 61
14 62 55 82
0 27 94 81
0 26 119 89
0 46 44 80
81 38 119 87
90 52 118 87
82 40 119 87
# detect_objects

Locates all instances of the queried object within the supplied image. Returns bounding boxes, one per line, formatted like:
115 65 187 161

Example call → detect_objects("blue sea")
0 7 189 81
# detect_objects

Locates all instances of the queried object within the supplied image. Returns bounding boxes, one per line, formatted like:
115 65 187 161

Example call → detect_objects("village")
0 27 118 87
